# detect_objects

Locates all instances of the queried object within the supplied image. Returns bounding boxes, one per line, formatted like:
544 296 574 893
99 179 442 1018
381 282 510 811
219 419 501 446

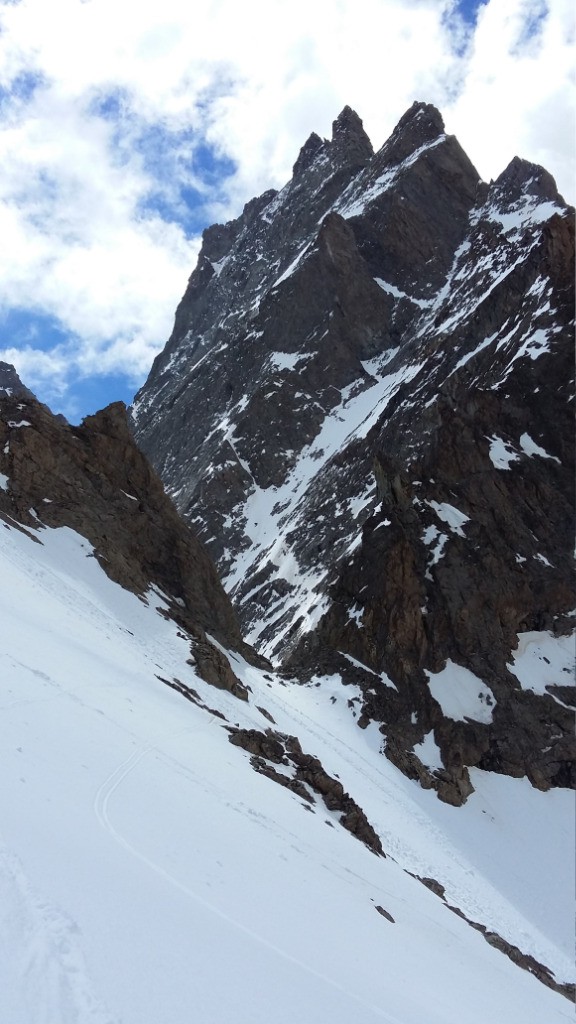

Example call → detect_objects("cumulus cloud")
447 0 575 192
0 0 572 416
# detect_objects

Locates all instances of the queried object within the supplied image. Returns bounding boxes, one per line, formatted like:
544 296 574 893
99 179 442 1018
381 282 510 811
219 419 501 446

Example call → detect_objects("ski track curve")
93 743 404 1024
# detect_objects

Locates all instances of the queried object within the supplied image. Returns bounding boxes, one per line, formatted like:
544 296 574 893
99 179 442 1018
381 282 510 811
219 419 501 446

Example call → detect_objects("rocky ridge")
131 103 575 803
0 365 259 696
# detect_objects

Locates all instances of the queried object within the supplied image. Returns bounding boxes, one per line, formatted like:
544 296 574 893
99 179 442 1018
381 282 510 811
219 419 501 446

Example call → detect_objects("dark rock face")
0 361 35 401
131 102 575 799
227 726 384 854
0 386 262 696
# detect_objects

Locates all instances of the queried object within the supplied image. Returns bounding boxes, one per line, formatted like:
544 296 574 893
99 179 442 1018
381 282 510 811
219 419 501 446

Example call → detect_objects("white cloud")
447 0 576 194
0 0 573 415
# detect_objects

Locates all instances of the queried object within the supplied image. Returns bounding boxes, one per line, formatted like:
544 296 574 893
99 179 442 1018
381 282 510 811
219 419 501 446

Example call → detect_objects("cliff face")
288 167 575 802
0 368 260 697
130 104 575 802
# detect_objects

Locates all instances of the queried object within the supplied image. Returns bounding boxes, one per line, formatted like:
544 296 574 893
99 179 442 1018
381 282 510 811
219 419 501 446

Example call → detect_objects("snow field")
0 522 573 1024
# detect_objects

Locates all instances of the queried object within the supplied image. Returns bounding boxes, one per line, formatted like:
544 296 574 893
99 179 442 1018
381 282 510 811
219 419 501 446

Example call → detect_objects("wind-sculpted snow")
0 520 574 1023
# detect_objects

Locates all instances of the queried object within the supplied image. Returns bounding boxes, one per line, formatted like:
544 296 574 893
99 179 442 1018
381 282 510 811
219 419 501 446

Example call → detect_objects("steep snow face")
1 519 574 1024
222 356 425 656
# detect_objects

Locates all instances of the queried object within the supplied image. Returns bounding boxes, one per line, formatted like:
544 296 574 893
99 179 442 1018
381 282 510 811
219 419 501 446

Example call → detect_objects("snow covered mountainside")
1 102 574 1022
1 481 574 1024
132 103 575 803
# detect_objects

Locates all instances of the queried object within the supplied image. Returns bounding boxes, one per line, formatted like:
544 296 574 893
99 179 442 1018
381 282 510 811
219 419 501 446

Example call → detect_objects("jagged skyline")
0 0 573 420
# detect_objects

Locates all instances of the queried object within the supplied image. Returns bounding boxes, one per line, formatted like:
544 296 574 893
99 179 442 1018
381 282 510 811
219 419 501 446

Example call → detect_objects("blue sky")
455 0 486 23
0 0 572 422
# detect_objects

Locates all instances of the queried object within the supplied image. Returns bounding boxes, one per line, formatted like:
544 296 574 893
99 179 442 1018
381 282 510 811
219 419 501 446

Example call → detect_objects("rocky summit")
131 102 575 805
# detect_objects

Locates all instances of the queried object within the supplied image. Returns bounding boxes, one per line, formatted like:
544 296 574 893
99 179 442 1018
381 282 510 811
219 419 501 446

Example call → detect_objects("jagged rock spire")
375 100 446 167
0 361 35 401
293 131 325 178
331 105 374 163
293 106 373 180
493 155 563 204
393 100 445 136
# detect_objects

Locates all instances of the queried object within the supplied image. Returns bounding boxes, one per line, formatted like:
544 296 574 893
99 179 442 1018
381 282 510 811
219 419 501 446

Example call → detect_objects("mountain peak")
493 155 564 205
292 108 373 180
395 100 445 135
292 130 325 177
131 99 575 806
375 101 446 167
0 361 35 401
331 105 374 163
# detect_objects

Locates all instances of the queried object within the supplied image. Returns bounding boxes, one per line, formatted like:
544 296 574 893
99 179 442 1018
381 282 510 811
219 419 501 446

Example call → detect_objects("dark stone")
227 728 384 854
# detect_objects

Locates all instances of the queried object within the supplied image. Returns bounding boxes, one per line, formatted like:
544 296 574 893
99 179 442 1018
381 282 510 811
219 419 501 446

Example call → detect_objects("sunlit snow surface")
488 434 520 469
425 661 495 723
0 523 574 1024
508 631 574 700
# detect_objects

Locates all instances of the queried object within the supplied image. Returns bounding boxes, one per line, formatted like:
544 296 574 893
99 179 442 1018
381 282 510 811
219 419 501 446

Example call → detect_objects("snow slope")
1 521 573 1024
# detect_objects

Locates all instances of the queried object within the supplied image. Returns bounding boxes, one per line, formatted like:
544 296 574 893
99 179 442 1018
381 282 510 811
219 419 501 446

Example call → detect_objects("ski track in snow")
93 745 401 1024
0 839 118 1024
1 523 573 1024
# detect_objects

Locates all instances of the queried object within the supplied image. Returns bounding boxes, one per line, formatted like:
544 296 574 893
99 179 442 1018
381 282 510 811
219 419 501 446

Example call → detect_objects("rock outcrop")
0 372 263 696
0 360 35 401
228 726 384 854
